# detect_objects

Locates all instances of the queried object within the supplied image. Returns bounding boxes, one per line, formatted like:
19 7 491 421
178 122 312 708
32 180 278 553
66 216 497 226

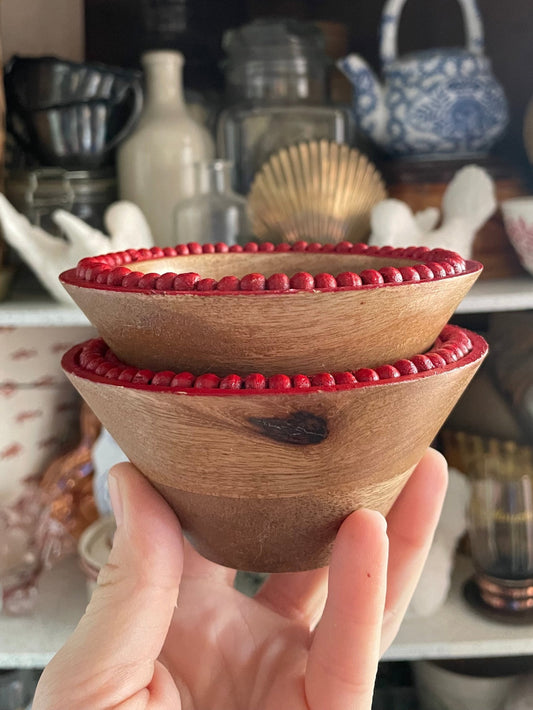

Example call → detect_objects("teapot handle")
380 0 485 67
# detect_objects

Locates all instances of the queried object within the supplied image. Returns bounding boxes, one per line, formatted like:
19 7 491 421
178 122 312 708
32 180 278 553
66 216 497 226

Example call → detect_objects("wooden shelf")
1 277 533 327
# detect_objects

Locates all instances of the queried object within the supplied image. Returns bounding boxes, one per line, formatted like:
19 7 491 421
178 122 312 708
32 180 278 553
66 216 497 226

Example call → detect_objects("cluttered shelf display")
2 0 533 707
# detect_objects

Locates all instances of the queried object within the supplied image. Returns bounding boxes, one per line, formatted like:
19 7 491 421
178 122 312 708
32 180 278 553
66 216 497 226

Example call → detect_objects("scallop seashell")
248 140 387 244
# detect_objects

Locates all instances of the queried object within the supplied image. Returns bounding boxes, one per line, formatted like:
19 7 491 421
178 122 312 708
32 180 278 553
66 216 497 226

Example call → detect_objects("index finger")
305 509 389 710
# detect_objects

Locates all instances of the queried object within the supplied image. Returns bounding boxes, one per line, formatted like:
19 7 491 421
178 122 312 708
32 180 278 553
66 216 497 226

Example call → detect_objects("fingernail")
108 473 124 527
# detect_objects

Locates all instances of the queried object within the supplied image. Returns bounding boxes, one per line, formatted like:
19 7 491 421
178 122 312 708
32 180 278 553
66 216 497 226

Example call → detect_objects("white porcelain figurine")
0 197 154 304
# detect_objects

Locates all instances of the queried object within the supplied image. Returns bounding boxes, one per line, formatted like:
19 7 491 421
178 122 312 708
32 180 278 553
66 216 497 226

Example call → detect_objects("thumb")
35 463 183 708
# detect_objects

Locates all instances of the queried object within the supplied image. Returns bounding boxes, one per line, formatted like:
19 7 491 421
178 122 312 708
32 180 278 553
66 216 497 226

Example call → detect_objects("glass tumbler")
467 441 533 612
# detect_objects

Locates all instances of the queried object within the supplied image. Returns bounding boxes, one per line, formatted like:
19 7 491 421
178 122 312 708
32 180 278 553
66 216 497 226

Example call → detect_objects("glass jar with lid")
217 19 354 194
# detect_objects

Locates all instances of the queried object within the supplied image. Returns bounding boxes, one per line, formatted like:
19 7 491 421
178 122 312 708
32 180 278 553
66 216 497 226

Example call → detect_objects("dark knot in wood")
249 411 328 445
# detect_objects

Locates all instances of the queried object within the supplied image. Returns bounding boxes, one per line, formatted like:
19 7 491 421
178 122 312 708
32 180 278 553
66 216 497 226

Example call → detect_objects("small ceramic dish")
60 241 482 376
501 197 533 277
63 325 487 572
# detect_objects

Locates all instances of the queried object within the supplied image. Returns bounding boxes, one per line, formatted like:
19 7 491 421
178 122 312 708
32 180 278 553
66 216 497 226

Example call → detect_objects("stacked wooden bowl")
60 240 487 571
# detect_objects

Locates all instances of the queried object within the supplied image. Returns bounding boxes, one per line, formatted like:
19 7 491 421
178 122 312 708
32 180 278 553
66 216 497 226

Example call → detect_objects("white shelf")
2 554 533 669
384 556 533 661
456 277 533 314
0 557 88 668
0 277 532 326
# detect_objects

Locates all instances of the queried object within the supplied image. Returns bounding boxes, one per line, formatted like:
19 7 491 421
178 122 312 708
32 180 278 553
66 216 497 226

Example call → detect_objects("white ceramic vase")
117 50 214 246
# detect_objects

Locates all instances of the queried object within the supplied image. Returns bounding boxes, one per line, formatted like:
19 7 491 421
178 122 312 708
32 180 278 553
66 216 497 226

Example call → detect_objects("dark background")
84 0 533 169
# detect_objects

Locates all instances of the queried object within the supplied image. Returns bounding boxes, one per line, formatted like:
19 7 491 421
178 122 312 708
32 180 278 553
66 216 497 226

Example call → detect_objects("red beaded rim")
60 241 482 294
62 325 487 395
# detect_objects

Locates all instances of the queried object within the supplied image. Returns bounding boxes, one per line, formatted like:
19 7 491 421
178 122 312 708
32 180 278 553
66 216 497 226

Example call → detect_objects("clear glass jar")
173 160 251 246
217 19 354 194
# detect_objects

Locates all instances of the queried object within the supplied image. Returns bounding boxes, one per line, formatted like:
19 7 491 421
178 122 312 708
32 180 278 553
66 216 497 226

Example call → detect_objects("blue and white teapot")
339 0 508 157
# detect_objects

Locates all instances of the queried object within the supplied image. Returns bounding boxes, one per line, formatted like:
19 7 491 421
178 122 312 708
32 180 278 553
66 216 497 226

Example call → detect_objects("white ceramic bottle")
117 50 214 246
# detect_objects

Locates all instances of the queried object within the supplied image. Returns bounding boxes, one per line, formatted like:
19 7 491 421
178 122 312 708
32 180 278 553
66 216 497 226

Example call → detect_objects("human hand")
34 448 448 710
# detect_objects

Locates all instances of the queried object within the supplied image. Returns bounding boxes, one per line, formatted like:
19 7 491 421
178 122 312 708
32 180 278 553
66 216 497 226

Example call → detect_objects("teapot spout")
337 54 387 147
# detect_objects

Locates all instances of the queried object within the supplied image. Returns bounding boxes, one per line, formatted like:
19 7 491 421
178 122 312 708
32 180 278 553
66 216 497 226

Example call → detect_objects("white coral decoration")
369 165 497 258
0 196 154 304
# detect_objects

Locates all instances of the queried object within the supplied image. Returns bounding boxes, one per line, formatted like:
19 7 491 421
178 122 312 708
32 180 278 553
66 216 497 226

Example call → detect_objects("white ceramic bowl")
501 197 533 276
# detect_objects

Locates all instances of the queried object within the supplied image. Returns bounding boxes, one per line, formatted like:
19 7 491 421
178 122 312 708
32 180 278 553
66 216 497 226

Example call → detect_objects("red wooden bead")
266 273 290 290
173 272 200 290
217 275 240 291
411 354 434 371
290 272 315 289
214 242 229 253
220 374 243 390
335 241 353 253
321 243 336 253
379 267 403 283
85 356 105 372
292 374 311 389
314 272 337 289
292 240 308 252
258 241 275 252
163 247 177 257
240 273 266 291
399 266 421 282
244 241 259 252
85 264 110 281
79 350 93 368
360 269 384 285
424 261 447 278
121 271 144 288
127 248 141 259
229 244 244 252
311 372 336 387
132 369 154 384
244 373 266 389
393 359 418 376
268 374 292 390
197 278 217 291
105 349 121 364
377 245 395 255
351 242 369 253
306 242 323 252
95 361 114 376
95 268 112 283
336 271 362 287
187 242 202 254
137 273 159 289
193 374 215 391
137 248 153 260
354 368 379 382
389 247 408 257
333 371 357 385
275 242 291 252
440 261 456 276
202 243 216 254
175 244 190 255
118 367 138 382
155 272 179 290
171 372 196 387
444 257 465 273
414 264 435 280
410 246 430 258
426 352 447 368
435 348 458 364
151 371 176 386
375 364 401 380
364 245 381 255
150 247 165 258
104 366 123 380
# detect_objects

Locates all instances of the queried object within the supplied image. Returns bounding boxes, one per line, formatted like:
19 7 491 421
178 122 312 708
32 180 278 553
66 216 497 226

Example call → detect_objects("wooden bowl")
60 242 482 377
62 325 487 572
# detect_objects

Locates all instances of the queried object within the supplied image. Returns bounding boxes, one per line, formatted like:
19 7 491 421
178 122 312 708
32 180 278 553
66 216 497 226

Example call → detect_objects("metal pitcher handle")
104 77 144 153
380 0 485 67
